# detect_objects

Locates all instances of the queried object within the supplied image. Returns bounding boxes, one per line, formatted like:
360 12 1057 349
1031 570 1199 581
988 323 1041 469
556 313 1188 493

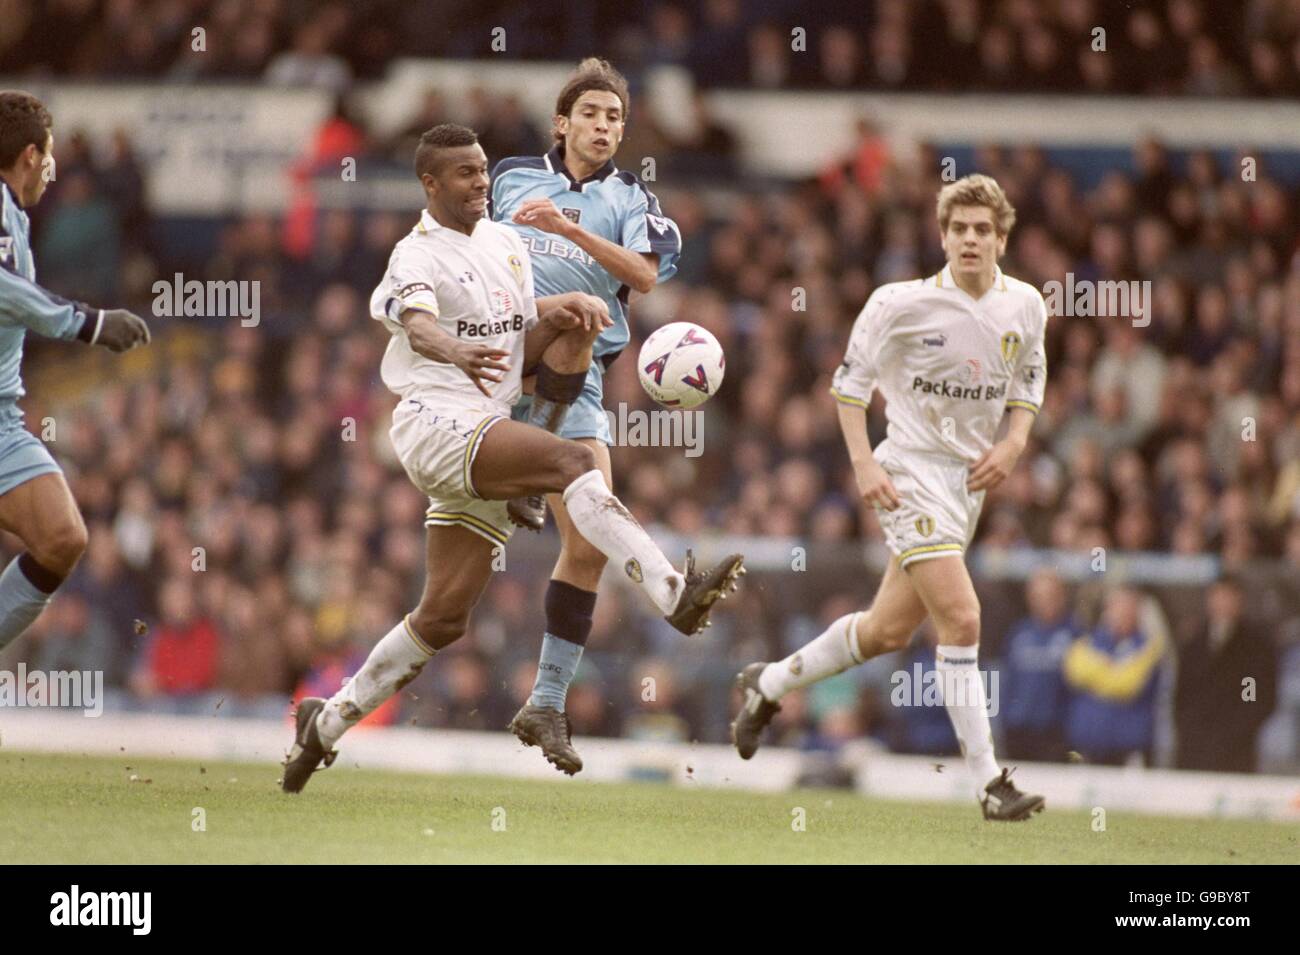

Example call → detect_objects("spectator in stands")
3 1 1297 98
1063 586 1167 765
819 117 890 200
128 576 221 711
1174 576 1278 772
623 658 693 743
36 168 121 302
264 17 352 91
998 569 1076 762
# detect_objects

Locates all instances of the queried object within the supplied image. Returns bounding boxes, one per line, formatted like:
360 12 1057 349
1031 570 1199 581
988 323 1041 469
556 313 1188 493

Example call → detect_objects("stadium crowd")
4 0 1300 98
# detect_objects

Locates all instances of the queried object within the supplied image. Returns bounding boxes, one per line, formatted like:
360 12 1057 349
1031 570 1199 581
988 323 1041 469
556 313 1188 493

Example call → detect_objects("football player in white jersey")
730 175 1047 821
282 125 743 792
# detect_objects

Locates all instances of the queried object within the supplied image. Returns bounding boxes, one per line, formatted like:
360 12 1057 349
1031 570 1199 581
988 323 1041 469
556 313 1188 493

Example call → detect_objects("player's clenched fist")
855 457 901 511
96 309 151 352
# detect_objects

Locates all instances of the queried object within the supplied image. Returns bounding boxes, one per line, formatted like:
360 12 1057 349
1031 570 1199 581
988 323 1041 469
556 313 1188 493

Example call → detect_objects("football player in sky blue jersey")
491 60 684 774
0 91 150 655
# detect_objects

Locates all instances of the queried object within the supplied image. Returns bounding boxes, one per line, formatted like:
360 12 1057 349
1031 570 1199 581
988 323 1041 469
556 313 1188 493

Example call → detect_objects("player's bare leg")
0 472 88 651
473 419 743 631
509 438 610 773
506 319 603 531
282 524 496 793
732 556 926 757
907 556 1044 820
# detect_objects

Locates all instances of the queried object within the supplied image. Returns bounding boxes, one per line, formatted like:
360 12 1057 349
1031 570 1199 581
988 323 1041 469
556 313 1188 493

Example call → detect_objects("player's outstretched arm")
836 400 899 511
512 198 658 293
0 264 137 346
0 265 149 352
402 309 509 398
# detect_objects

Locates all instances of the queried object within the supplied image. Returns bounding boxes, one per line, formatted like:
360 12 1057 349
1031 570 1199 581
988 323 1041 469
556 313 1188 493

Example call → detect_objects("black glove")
94 309 151 352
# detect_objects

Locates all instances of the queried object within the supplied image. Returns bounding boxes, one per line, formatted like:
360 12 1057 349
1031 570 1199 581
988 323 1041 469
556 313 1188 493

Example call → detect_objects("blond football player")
730 174 1048 821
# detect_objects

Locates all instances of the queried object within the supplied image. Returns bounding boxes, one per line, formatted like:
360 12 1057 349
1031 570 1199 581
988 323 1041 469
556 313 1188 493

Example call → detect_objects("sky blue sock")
528 633 584 712
0 554 55 652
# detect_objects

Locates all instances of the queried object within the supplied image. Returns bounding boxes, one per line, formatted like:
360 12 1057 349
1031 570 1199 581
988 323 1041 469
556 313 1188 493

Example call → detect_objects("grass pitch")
1 752 1294 864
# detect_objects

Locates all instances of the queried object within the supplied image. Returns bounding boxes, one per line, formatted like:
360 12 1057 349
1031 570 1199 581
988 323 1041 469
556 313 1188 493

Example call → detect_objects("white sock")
316 615 435 749
934 643 1000 795
562 469 684 614
758 612 864 701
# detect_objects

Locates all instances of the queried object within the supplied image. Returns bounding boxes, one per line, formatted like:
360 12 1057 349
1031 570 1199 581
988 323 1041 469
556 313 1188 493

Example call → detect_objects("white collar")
417 208 478 240
937 263 1007 294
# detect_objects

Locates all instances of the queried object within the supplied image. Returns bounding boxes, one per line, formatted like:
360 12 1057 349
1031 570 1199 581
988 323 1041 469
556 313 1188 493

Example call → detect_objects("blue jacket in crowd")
1063 624 1165 758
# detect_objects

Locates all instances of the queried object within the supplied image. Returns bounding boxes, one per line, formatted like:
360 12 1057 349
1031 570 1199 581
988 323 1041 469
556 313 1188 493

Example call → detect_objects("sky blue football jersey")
490 143 681 360
0 182 92 402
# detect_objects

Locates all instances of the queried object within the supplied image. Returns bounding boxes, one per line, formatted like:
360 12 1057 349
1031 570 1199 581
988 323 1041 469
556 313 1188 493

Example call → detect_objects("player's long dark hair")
553 58 630 144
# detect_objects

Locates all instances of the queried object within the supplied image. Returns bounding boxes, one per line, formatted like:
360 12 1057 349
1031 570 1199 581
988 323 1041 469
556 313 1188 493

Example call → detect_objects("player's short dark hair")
0 90 52 170
553 58 629 143
414 123 479 179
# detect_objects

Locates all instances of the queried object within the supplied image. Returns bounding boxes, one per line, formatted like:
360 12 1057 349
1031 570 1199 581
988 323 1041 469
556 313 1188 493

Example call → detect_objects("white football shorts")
389 395 514 548
872 441 985 568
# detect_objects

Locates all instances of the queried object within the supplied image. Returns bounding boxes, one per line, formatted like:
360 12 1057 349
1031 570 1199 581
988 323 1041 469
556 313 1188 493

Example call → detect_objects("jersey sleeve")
0 227 90 340
619 183 681 283
371 242 440 334
1006 293 1048 415
830 286 895 408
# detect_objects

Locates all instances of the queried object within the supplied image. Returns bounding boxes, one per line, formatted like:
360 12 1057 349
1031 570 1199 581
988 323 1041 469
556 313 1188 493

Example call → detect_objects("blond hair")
936 174 1016 236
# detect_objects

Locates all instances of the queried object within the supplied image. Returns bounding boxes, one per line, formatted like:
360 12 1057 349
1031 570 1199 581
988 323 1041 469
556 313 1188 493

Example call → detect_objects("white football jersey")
370 209 539 412
831 264 1048 462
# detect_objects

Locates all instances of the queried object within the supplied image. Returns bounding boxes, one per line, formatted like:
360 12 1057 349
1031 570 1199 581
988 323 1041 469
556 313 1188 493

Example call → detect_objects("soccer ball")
637 322 725 409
